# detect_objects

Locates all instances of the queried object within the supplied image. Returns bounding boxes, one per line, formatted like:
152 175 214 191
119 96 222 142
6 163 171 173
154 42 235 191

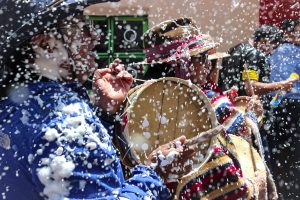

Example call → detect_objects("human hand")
279 79 297 92
92 59 133 114
146 136 195 182
245 95 264 117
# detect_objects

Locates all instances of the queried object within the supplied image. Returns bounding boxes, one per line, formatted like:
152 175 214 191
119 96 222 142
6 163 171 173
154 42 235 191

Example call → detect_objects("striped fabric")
144 35 207 62
202 82 249 137
176 83 259 200
144 34 211 79
211 94 247 137
179 134 255 200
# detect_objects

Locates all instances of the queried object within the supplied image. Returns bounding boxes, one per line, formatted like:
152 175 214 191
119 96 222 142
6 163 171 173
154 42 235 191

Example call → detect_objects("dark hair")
252 25 282 43
0 40 40 99
282 19 300 32
143 63 176 80
0 26 63 99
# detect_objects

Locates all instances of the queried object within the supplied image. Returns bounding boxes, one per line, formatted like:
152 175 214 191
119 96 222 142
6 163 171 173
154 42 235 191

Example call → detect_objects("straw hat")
208 52 230 61
143 17 221 64
139 18 230 80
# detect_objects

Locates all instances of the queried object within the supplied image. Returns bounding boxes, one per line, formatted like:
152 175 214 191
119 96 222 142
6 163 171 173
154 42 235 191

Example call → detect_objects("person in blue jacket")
0 1 194 199
266 18 300 199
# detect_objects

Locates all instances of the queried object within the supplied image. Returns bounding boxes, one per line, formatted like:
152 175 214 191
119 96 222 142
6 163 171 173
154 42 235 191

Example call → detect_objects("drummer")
141 17 274 199
143 17 263 139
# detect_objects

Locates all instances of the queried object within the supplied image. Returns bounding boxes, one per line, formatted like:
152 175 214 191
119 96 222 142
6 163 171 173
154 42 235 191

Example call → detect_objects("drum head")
123 77 218 168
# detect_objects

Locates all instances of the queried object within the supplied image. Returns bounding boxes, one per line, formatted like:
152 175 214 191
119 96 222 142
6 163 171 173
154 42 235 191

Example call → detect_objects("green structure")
89 15 148 78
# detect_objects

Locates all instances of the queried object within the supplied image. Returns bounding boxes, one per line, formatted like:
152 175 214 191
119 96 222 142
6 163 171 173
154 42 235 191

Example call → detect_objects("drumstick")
243 63 255 97
242 65 267 171
134 78 147 82
184 125 224 147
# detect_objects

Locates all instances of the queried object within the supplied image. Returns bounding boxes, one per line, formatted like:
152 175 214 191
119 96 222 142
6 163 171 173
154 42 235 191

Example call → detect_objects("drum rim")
124 77 219 184
127 77 218 125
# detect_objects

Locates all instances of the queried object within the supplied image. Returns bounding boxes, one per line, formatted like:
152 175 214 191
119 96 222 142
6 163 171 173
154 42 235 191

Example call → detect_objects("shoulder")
271 43 300 60
274 43 296 53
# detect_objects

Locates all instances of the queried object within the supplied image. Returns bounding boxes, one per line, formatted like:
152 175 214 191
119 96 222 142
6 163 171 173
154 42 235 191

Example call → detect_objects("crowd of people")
0 0 299 199
220 19 300 199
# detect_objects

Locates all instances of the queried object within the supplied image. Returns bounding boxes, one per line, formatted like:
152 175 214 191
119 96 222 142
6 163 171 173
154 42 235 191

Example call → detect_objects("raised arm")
92 59 133 114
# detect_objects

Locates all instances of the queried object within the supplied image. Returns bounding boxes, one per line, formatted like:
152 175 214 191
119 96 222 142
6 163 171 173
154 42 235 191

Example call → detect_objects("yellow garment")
290 72 300 80
242 69 259 81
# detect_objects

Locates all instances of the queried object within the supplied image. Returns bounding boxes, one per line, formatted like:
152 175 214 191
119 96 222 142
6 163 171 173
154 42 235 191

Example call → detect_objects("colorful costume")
202 82 248 137
177 83 260 200
179 134 256 200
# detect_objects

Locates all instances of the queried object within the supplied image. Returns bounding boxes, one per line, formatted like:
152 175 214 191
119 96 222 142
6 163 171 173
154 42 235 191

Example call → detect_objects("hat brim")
208 52 230 60
189 42 220 57
5 0 118 47
138 42 220 65
129 49 228 67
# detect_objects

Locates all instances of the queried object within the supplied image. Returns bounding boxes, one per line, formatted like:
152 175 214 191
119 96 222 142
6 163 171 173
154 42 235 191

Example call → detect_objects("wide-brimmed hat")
140 18 230 79
0 0 118 84
143 17 220 64
208 52 230 61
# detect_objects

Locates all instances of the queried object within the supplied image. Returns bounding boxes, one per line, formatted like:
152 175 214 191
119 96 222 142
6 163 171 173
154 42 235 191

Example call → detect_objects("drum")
229 134 266 180
118 78 268 199
175 134 267 200
121 77 218 171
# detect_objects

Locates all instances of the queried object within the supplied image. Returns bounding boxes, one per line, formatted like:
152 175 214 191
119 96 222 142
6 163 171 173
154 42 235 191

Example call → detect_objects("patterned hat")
142 17 219 79
143 17 219 63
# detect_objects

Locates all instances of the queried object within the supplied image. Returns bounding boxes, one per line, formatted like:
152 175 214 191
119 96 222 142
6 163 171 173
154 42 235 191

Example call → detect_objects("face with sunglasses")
190 51 212 86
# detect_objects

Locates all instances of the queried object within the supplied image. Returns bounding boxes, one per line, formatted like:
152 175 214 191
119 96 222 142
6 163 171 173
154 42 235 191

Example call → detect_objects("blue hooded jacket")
0 81 170 200
269 43 300 99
